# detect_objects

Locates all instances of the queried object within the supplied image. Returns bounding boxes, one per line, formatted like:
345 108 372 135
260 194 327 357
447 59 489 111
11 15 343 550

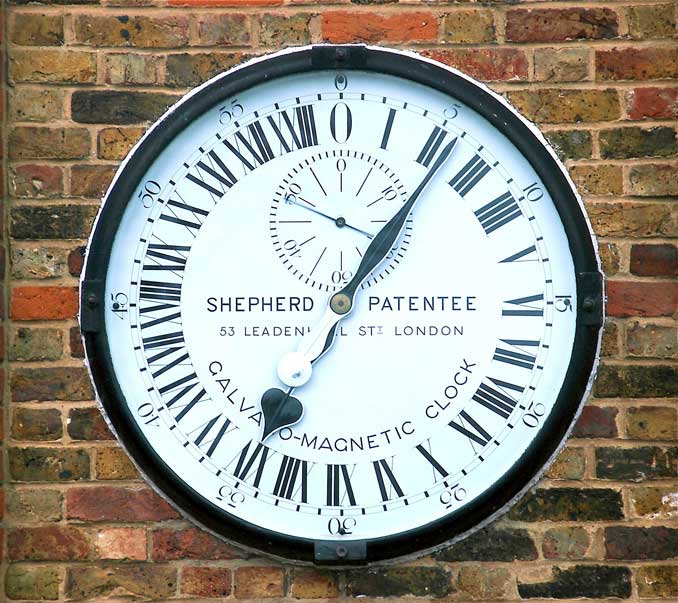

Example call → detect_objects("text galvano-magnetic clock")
81 45 604 565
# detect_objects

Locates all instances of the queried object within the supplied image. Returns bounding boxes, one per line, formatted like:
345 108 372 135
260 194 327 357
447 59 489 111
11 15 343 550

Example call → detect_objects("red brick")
67 487 180 522
291 568 339 598
181 567 232 597
151 527 242 560
423 48 528 82
606 281 678 317
597 47 678 81
506 8 618 42
8 526 90 561
322 11 437 44
10 164 63 198
95 528 147 560
68 246 86 277
169 0 282 4
630 244 678 277
573 406 618 438
11 286 78 320
235 567 285 598
626 87 678 120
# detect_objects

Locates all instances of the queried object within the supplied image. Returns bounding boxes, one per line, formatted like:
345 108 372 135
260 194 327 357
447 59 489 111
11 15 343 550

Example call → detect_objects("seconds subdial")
270 150 410 291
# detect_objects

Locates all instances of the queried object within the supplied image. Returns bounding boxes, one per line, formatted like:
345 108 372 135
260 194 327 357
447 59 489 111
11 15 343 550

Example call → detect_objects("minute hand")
330 138 458 315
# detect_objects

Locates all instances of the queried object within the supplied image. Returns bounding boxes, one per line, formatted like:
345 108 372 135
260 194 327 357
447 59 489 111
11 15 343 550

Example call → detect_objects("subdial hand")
285 195 374 239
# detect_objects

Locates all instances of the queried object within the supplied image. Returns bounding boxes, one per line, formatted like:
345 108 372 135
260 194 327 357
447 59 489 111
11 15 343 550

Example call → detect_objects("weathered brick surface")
67 487 180 522
630 244 678 277
518 565 631 599
151 527 242 560
3 2 678 600
506 8 618 42
346 567 453 598
181 567 233 597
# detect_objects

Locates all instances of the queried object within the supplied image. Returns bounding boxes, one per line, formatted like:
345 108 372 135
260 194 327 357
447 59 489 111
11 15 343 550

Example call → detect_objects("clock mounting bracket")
314 540 368 565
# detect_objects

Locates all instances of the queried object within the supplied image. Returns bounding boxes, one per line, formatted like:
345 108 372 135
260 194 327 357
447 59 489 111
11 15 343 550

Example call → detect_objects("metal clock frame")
81 44 604 566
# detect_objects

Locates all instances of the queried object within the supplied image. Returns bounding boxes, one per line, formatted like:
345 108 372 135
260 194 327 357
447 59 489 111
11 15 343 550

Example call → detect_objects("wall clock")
81 45 604 565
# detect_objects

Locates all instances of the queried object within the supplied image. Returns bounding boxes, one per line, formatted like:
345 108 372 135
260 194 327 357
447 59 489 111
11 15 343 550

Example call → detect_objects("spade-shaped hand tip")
261 388 304 440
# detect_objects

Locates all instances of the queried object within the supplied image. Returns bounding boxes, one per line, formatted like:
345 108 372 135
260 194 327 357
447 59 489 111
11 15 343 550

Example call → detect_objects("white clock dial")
82 46 602 565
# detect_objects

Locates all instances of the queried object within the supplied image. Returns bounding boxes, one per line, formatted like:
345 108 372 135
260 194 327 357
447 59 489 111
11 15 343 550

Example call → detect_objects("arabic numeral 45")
136 402 159 426
110 292 128 319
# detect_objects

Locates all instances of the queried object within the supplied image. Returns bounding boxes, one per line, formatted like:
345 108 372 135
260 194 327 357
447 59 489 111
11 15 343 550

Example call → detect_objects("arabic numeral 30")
328 517 356 536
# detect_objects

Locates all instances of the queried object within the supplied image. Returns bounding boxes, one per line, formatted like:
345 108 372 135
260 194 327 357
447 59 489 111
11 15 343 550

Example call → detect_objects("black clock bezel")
81 44 603 566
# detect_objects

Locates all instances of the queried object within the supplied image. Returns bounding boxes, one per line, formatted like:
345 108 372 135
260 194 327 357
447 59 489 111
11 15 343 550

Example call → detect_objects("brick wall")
2 0 677 601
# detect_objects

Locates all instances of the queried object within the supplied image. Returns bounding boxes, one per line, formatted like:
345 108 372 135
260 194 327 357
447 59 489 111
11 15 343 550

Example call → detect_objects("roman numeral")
416 443 449 478
139 280 182 303
186 149 238 198
373 459 404 502
273 456 308 502
191 413 231 457
267 105 318 153
500 244 538 263
449 154 490 197
232 441 269 488
494 339 539 369
380 108 396 150
168 384 208 422
472 378 524 419
159 198 209 233
449 410 491 447
223 124 276 172
143 244 188 272
502 294 544 317
326 464 357 506
475 191 522 235
416 126 448 167
143 330 184 350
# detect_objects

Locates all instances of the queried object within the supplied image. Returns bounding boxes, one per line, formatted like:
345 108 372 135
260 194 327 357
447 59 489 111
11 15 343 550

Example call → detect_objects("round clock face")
81 46 603 565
